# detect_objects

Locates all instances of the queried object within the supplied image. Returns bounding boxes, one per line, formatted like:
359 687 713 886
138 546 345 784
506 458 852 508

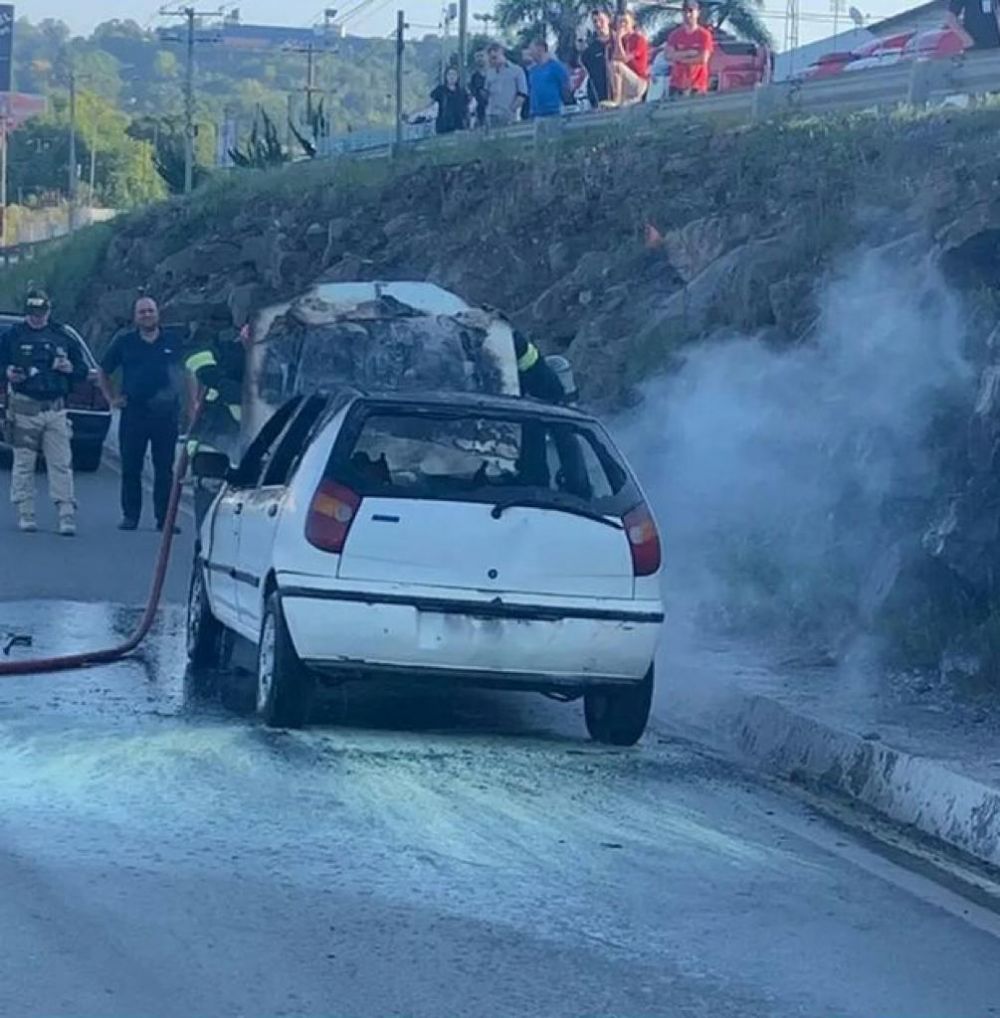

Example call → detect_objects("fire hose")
0 408 201 677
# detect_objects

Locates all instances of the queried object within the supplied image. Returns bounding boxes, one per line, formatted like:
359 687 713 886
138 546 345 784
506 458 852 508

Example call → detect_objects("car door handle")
267 504 278 518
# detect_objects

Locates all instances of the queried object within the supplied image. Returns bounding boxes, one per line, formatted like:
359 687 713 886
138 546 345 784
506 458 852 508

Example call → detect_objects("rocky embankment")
23 107 1000 681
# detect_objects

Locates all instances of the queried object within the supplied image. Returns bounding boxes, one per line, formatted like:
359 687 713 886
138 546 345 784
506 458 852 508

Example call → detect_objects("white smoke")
617 249 975 651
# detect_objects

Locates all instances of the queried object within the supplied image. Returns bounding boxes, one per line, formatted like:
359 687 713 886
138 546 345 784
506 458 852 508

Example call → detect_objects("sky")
17 0 927 50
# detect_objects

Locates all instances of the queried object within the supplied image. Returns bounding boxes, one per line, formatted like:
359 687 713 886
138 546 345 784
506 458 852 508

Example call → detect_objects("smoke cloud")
617 249 975 653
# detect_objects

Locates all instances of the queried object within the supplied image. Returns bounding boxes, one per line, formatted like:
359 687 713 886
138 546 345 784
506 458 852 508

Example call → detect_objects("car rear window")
329 409 637 513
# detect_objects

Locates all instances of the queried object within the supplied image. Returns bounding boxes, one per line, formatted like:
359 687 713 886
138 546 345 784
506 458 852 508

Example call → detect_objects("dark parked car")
0 313 111 472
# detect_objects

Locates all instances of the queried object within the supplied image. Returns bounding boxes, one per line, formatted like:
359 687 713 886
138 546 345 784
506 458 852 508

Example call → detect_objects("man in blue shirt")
98 297 185 532
527 38 570 118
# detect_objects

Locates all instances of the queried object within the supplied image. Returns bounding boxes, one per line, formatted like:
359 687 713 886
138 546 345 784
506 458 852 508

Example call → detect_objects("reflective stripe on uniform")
184 350 217 373
205 388 220 402
228 405 242 422
517 342 540 373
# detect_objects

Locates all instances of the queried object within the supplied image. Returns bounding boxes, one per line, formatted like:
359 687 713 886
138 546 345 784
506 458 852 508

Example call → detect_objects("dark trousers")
119 405 179 524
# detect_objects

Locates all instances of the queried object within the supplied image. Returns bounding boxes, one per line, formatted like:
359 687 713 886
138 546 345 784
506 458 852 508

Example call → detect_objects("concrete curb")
711 692 1000 869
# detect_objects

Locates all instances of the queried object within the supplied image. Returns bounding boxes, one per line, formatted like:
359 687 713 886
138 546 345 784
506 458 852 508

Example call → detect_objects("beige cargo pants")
7 394 75 518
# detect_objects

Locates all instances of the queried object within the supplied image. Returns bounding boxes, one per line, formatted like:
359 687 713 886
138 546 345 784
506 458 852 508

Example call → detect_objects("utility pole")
395 10 405 152
68 65 77 233
283 43 326 126
160 5 229 194
0 114 7 248
457 0 468 86
89 129 97 206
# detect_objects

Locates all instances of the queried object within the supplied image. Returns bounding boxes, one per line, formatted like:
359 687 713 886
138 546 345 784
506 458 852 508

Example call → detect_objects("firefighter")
0 290 87 535
184 322 248 527
513 329 571 403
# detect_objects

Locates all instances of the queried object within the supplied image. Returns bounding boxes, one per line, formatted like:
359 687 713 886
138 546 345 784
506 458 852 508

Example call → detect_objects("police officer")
0 289 87 535
184 322 247 527
98 296 185 532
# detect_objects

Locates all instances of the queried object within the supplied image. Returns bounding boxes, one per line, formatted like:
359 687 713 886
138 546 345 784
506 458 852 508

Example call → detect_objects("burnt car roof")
342 388 596 424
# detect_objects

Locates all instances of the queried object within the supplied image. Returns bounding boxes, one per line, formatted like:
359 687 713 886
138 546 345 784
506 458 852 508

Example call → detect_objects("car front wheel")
187 562 226 675
257 594 315 729
584 666 654 747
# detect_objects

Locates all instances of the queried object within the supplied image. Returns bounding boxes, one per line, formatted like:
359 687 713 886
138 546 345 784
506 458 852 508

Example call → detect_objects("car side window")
259 396 328 488
231 397 302 487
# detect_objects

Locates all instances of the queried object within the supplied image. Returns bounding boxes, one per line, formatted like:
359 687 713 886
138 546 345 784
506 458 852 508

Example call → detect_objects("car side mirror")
191 450 231 481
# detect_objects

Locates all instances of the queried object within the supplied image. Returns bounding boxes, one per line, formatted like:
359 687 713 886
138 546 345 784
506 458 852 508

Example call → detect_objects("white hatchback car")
187 390 664 744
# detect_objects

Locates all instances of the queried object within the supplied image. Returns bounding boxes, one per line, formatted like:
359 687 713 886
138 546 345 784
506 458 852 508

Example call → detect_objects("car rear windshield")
329 408 638 514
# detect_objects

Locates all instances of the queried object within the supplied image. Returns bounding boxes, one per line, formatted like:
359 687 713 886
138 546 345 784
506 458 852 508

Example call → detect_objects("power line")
158 5 233 194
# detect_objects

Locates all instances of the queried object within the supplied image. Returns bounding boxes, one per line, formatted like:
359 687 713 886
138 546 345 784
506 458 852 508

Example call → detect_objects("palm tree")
495 0 591 61
635 0 772 47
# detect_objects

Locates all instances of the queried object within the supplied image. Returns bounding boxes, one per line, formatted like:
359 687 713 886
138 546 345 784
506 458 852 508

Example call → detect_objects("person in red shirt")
607 11 650 107
666 0 715 97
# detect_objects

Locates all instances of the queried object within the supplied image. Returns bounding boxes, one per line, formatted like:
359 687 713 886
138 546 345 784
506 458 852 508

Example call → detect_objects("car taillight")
305 480 361 554
623 502 661 577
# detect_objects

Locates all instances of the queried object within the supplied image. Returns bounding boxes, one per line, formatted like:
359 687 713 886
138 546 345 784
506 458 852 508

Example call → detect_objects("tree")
229 108 289 170
634 0 772 47
6 89 166 208
495 0 590 60
289 99 330 159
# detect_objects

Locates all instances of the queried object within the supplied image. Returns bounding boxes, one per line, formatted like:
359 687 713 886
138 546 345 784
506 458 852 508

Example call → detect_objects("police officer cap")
25 289 51 314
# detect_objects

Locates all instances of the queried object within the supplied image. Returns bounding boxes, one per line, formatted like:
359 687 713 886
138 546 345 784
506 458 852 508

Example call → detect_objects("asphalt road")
1 464 999 1017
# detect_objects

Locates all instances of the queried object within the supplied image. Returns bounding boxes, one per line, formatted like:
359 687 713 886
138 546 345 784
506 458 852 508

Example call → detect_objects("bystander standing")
666 0 714 98
431 67 471 134
583 8 613 107
947 0 1000 49
98 297 185 533
485 43 528 129
527 38 571 119
469 50 490 128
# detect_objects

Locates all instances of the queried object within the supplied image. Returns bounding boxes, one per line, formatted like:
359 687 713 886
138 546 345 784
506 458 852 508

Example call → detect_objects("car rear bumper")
278 585 663 688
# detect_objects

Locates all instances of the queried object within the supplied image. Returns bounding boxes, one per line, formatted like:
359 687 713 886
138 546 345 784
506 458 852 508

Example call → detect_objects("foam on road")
0 621 997 1016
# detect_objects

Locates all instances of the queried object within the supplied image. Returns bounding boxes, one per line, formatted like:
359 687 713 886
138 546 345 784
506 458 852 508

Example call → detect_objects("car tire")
584 666 654 747
187 561 226 677
257 593 315 730
72 442 103 473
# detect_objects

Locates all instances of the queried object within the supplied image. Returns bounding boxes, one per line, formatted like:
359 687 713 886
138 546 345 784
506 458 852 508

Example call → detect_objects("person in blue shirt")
527 38 571 118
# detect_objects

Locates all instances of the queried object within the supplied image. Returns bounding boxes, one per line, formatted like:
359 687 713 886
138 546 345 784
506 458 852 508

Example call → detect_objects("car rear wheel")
257 594 315 729
72 442 103 473
187 562 226 676
584 666 654 747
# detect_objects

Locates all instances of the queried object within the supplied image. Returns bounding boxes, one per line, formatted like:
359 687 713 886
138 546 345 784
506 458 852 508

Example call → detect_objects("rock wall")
45 108 1000 678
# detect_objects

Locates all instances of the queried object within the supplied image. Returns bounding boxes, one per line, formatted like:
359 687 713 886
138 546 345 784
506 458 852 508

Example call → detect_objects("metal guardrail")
326 49 1000 162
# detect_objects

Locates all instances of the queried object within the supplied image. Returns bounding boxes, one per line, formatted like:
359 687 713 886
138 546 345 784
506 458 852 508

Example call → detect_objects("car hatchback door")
333 409 638 601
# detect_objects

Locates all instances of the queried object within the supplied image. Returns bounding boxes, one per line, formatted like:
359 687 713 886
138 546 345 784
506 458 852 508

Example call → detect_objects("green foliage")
495 0 591 59
0 223 115 319
289 99 331 159
229 108 289 170
7 89 166 208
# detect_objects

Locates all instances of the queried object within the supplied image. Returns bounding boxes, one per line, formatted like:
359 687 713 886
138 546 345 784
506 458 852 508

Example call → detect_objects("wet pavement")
1 466 1000 1016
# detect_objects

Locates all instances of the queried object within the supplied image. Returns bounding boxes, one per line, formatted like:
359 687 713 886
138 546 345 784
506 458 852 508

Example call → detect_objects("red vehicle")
709 30 773 92
795 25 968 81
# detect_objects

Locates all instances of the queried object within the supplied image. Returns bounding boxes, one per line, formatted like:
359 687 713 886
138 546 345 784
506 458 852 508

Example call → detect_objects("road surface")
0 464 998 1017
